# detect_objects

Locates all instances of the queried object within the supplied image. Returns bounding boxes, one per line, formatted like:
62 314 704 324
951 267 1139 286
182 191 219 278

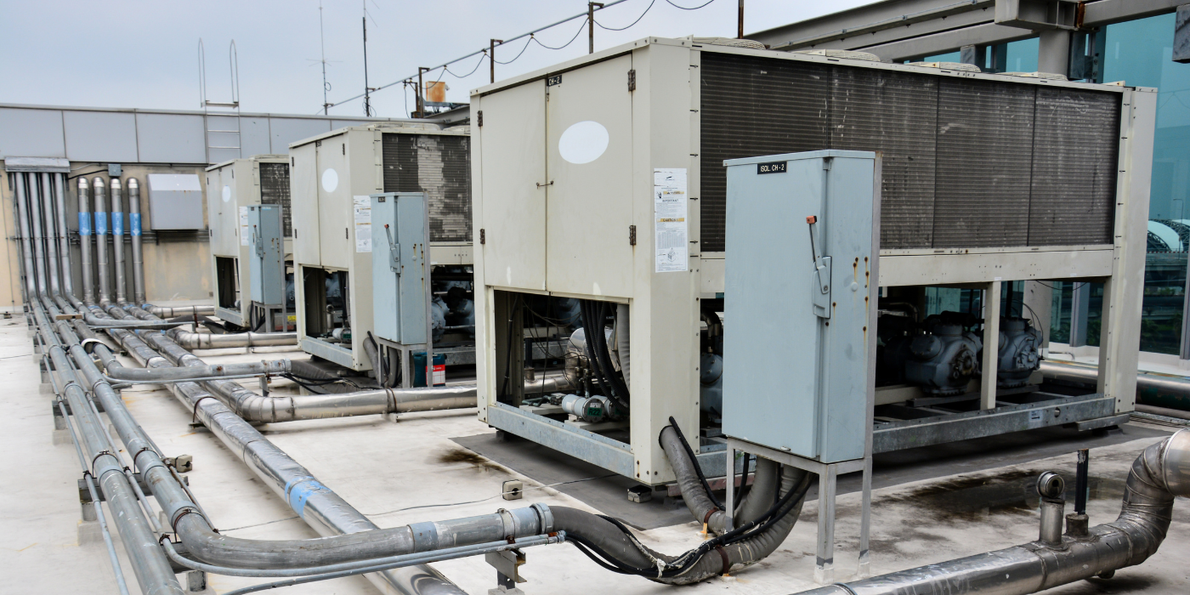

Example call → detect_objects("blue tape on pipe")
112 213 123 236
284 476 329 519
129 213 141 237
78 213 92 236
95 212 108 235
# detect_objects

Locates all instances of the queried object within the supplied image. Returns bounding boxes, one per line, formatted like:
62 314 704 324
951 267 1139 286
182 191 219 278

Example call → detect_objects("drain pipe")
93 177 111 305
128 178 146 304
14 174 38 300
33 306 185 595
55 173 74 297
798 430 1190 595
111 178 127 305
78 178 95 304
27 173 49 298
39 172 63 297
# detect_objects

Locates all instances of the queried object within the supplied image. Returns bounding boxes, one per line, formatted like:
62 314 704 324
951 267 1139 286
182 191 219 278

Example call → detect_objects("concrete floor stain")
437 447 506 473
880 470 1127 523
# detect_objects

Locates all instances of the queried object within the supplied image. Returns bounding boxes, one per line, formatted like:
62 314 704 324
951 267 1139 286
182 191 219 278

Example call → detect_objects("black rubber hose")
665 416 722 510
582 300 630 410
580 301 615 401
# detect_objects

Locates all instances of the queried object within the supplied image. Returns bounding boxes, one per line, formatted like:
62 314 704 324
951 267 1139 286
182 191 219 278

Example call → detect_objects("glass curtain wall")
1102 13 1190 355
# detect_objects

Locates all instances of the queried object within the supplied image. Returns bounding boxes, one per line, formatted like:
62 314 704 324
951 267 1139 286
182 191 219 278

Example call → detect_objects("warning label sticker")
653 168 688 273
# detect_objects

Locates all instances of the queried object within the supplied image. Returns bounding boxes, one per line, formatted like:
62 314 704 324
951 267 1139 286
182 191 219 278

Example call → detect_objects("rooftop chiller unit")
290 123 472 372
470 37 1155 486
205 155 291 328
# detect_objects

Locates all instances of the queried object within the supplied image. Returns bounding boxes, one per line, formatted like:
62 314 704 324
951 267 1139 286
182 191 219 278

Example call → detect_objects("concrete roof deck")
2 316 1188 594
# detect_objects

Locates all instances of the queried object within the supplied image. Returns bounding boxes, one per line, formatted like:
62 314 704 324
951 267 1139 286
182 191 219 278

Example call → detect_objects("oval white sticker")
221 185 231 203
558 121 609 165
322 168 339 193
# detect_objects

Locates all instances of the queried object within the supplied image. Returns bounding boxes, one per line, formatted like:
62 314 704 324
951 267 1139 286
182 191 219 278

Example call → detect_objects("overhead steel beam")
1083 0 1182 27
752 0 993 49
860 22 1035 61
778 8 996 52
754 0 1182 61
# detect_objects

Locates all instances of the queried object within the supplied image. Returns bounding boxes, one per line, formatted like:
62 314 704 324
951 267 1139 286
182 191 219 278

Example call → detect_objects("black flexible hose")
580 301 615 400
581 300 630 410
734 452 751 514
664 416 723 510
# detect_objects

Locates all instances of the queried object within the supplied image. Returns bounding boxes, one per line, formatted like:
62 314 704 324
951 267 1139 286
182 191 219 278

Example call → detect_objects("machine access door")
545 54 635 299
290 143 322 266
479 79 547 292
316 136 352 270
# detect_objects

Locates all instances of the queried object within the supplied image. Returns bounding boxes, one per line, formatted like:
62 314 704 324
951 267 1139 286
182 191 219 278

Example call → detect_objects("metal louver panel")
830 67 938 249
700 54 830 253
933 78 1035 248
382 133 472 243
258 162 291 238
699 52 1120 251
1027 87 1120 246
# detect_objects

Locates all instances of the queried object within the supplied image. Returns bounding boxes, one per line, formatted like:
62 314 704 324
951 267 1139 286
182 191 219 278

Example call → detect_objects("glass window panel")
1004 38 1039 72
1103 13 1190 355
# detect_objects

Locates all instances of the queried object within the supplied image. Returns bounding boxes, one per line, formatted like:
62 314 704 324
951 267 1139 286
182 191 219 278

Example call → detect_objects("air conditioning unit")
470 36 1155 484
205 155 290 328
289 123 472 371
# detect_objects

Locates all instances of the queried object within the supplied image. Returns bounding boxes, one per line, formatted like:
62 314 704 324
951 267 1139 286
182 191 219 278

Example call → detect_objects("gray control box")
722 150 879 463
371 193 429 345
247 205 284 307
146 173 204 230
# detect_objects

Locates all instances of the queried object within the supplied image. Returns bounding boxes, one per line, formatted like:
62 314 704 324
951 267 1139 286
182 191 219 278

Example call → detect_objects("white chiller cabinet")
290 122 472 371
470 37 1156 485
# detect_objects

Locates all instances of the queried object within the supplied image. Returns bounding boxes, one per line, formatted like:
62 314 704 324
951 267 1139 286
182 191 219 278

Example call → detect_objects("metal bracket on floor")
486 548 527 595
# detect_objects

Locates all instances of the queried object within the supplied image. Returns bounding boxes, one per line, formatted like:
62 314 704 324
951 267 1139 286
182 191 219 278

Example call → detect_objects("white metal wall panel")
478 80 547 291
63 110 138 163
239 117 271 157
270 118 331 153
0 108 65 158
545 54 635 298
137 113 206 163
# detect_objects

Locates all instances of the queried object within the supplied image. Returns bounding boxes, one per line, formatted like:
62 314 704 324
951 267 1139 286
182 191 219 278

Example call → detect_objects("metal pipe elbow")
78 177 89 192
127 178 138 191
110 178 121 191
92 176 107 192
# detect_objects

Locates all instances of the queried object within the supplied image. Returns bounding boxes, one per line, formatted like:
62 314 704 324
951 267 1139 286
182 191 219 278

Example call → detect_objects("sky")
0 0 874 118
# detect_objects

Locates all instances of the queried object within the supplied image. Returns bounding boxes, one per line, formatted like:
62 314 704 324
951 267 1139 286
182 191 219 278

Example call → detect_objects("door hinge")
629 225 636 246
480 228 486 245
477 111 483 127
627 69 636 92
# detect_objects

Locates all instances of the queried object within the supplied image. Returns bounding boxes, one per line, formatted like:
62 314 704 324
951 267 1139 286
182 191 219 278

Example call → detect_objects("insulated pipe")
1041 360 1190 411
93 177 111 305
14 174 38 300
78 178 95 304
33 307 185 595
55 173 74 296
102 358 291 384
111 178 127 305
125 304 297 347
796 430 1190 595
40 172 62 297
27 173 49 298
66 304 471 595
128 178 145 304
145 304 216 318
